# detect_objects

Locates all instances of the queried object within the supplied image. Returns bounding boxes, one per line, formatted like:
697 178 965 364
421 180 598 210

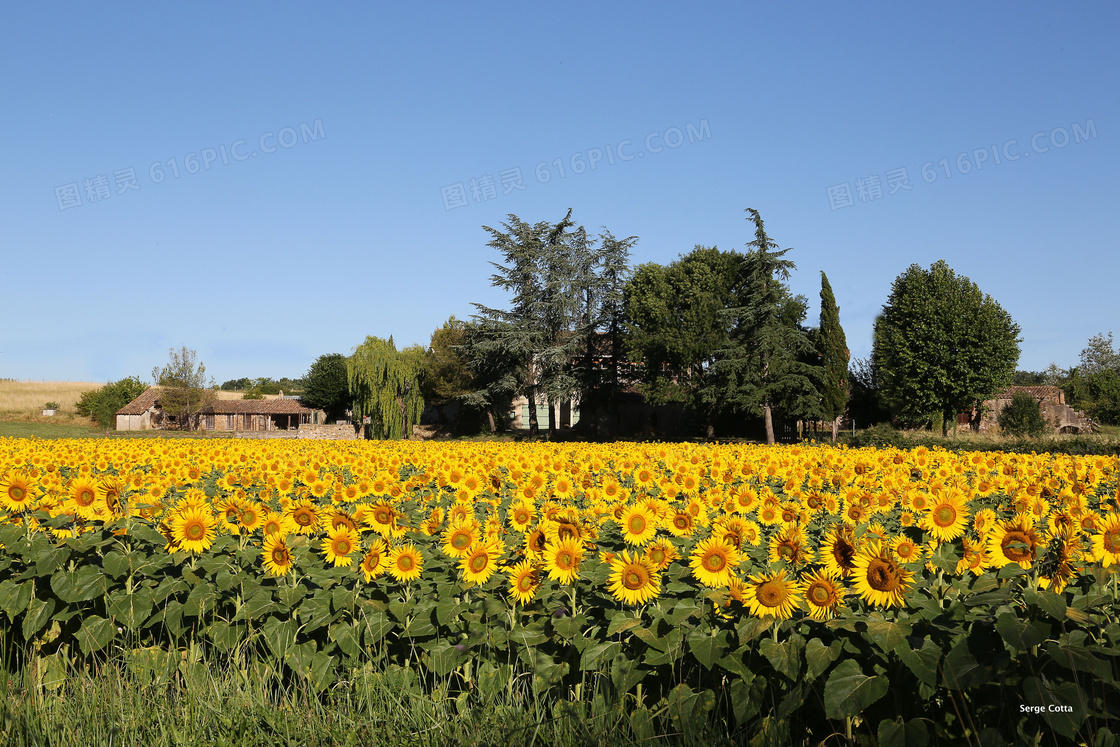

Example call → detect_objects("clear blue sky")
2 3 1116 384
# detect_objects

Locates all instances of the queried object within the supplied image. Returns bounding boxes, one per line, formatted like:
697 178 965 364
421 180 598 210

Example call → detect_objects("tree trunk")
487 409 496 434
764 403 776 445
527 389 539 437
831 416 840 443
547 394 557 438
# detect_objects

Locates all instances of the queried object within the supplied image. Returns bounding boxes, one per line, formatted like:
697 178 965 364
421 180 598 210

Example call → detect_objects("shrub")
75 377 148 428
998 392 1046 437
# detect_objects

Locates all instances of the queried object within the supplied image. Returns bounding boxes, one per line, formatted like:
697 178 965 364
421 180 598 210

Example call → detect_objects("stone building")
961 386 1095 434
116 388 323 432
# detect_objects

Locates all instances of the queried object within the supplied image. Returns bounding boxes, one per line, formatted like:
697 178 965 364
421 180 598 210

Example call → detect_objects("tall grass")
0 381 103 423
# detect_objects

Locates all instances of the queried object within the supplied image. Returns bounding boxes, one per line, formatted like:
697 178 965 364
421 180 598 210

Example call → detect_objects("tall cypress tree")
818 271 849 441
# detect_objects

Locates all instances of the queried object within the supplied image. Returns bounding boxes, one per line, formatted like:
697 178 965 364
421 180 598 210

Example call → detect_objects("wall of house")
115 411 152 431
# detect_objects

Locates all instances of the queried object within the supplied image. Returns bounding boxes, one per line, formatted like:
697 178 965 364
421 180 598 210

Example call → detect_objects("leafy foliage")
151 347 216 431
817 272 849 439
348 336 425 439
302 354 351 422
998 392 1047 436
872 260 1021 434
74 376 148 429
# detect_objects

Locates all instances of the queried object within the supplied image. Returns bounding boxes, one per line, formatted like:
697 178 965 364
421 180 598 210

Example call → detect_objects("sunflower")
69 477 106 520
987 514 1044 570
507 559 540 605
619 504 658 546
820 525 859 578
800 570 845 621
508 503 535 532
644 539 679 570
742 569 802 620
460 541 501 586
442 521 479 559
607 551 661 606
543 536 583 584
360 539 389 582
286 498 321 535
321 525 361 567
172 506 216 554
261 511 292 537
262 534 294 577
365 501 399 538
767 527 813 567
689 536 740 588
388 543 424 582
1089 512 1120 567
666 510 695 537
852 541 912 608
98 477 125 516
920 493 970 542
956 536 991 576
1038 527 1083 593
524 527 548 558
0 472 38 513
891 535 923 564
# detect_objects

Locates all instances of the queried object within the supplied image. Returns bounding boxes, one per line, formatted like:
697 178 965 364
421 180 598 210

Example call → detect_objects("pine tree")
818 272 849 442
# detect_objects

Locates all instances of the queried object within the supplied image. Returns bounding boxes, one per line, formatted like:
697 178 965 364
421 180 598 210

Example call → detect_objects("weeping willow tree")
347 336 426 439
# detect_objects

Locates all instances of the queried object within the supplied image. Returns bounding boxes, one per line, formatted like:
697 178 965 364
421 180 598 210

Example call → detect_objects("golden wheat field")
0 380 103 418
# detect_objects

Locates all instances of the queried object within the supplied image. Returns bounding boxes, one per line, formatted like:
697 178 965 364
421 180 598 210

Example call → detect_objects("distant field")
0 421 102 438
0 379 104 422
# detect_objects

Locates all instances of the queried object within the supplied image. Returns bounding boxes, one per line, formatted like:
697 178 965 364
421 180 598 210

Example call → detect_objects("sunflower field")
1 437 1118 745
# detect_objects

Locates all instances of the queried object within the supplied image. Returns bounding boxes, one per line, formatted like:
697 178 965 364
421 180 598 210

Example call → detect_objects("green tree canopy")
872 260 1021 435
75 376 148 429
151 346 216 431
303 354 351 423
817 271 849 441
347 336 425 439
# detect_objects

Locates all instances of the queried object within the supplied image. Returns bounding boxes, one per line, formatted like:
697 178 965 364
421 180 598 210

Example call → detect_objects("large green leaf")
106 587 154 631
0 580 33 619
1023 676 1087 739
865 616 911 653
995 612 1050 652
878 717 930 747
101 550 131 579
760 634 804 681
50 567 105 604
75 615 116 655
22 596 55 640
687 629 729 670
1024 587 1067 621
896 637 940 687
824 659 889 719
804 637 840 680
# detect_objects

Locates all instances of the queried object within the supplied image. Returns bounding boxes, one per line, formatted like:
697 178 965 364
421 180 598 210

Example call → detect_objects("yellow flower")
460 540 501 586
0 472 38 513
644 539 679 570
360 539 389 582
442 520 479 559
987 514 1043 570
388 543 424 582
607 551 661 606
321 525 361 567
851 541 912 608
543 536 583 584
172 506 216 554
689 536 739 588
1089 512 1120 567
920 492 969 542
507 559 540 605
800 570 845 621
286 498 321 535
742 569 801 620
262 534 293 577
619 503 658 546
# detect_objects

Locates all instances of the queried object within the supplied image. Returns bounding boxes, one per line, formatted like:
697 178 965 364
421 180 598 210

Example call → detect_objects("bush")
75 377 148 429
998 392 1046 437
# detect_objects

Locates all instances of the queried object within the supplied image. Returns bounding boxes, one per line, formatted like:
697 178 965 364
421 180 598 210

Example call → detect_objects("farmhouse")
960 385 1095 434
116 388 322 432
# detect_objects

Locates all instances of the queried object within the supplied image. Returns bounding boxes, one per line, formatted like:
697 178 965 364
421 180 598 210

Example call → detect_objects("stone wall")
297 423 360 440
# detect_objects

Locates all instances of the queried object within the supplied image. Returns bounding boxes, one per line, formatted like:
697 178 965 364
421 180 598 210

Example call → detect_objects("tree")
347 336 425 439
303 354 351 423
625 246 748 438
719 209 821 444
998 392 1046 437
151 346 216 431
75 376 148 429
1079 332 1120 375
872 260 1021 435
817 272 849 442
846 356 891 427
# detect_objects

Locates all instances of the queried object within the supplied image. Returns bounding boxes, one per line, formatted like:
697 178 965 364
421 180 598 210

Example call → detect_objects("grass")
0 422 103 439
0 380 103 420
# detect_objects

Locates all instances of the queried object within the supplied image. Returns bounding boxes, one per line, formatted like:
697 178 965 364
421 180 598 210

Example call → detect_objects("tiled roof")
200 399 315 415
115 387 164 415
116 388 317 416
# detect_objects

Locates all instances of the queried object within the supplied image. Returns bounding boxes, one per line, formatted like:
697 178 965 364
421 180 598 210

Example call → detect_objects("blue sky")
2 3 1116 384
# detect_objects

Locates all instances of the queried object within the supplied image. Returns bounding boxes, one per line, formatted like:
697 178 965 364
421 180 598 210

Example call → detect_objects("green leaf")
206 621 244 653
580 641 620 671
0 580 33 619
329 621 361 659
22 596 56 640
865 616 911 653
896 637 940 687
606 614 643 637
50 567 105 604
262 618 299 661
760 634 804 681
824 659 889 719
610 654 646 695
995 613 1050 651
181 582 218 618
1022 676 1087 739
687 629 729 670
34 545 71 576
552 614 581 640
804 637 840 680
360 611 393 645
102 550 131 579
878 717 930 747
1024 587 1066 620
425 642 463 677
75 615 116 655
106 587 154 631
729 675 759 726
